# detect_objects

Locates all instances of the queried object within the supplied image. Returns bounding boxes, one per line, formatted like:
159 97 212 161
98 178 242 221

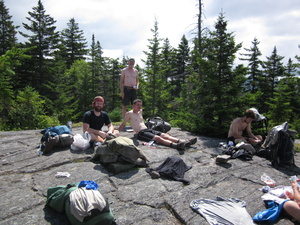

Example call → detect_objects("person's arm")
118 113 130 132
135 70 139 89
246 124 256 139
83 123 89 133
107 123 115 134
120 71 125 98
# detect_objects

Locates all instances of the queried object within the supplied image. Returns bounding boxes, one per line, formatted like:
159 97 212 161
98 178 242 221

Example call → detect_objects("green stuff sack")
46 183 79 213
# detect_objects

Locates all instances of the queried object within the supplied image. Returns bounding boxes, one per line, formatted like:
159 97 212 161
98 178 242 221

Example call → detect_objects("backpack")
145 117 171 133
46 182 116 225
262 122 298 166
40 125 73 154
93 137 149 165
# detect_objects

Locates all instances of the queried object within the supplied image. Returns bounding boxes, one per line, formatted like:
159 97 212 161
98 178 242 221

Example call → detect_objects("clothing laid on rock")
145 156 192 184
220 144 254 161
190 197 255 225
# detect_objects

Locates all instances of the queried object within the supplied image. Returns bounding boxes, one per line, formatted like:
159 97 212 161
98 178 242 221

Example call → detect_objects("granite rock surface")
1 126 300 225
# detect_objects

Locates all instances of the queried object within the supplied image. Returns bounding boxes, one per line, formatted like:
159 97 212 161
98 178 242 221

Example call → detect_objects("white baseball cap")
249 108 266 121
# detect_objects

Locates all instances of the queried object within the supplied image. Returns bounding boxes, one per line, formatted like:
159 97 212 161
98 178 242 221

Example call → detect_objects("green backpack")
46 183 116 225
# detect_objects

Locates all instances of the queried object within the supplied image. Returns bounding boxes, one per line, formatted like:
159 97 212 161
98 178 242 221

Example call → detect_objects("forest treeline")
1 0 300 138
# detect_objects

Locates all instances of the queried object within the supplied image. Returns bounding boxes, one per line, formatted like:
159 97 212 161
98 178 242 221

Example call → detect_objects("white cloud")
4 0 300 67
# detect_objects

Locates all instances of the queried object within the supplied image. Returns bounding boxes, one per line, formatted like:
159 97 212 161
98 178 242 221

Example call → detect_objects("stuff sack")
46 183 79 213
145 116 171 133
253 200 287 223
262 122 298 166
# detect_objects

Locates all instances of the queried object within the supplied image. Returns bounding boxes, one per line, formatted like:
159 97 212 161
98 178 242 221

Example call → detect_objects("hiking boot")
136 158 148 167
149 170 160 179
216 155 231 164
106 133 116 140
185 137 197 147
176 142 186 150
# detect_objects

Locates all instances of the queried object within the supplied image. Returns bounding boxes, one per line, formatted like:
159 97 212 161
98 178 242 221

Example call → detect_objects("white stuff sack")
71 133 90 151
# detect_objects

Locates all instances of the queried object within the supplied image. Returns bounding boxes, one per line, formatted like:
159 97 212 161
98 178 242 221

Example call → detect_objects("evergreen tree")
161 38 176 83
267 78 293 125
89 34 104 94
175 35 191 84
240 37 263 93
261 46 285 112
106 58 121 110
64 59 93 121
18 0 59 96
0 47 29 130
196 12 243 135
161 38 177 106
8 86 51 130
285 58 297 78
60 18 88 68
0 0 18 55
142 19 163 116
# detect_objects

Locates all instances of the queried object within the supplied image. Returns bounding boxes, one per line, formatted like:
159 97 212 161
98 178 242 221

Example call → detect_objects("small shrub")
109 108 122 122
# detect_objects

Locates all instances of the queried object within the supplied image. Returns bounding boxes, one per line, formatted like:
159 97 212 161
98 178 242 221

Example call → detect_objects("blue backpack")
40 125 73 154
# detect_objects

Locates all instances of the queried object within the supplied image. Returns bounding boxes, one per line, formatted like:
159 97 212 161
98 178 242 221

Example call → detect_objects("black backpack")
145 117 171 133
262 122 298 166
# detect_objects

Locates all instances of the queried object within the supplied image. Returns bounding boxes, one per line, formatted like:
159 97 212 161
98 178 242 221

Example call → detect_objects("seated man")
83 96 119 145
227 108 263 145
118 99 197 150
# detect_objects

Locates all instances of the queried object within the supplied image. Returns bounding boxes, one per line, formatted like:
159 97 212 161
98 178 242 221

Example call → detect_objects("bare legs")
283 201 300 221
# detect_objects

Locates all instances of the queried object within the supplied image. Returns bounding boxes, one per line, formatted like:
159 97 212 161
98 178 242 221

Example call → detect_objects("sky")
4 0 300 67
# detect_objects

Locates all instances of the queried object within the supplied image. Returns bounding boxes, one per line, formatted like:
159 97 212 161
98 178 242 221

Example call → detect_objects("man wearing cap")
227 108 263 145
83 96 119 144
120 58 139 118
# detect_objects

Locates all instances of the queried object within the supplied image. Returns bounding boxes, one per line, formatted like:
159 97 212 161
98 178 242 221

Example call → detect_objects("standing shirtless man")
227 108 263 145
118 99 197 150
120 58 139 118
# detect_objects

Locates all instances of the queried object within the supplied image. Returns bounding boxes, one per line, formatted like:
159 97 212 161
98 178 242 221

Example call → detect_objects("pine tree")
89 34 104 94
175 35 190 83
261 46 285 112
142 19 163 116
196 12 243 135
161 38 176 83
0 47 29 130
240 37 263 93
60 18 88 68
18 0 59 95
0 0 18 55
285 58 297 78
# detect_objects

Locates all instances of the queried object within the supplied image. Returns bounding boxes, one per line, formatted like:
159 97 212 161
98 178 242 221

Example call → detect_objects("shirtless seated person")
227 108 263 145
118 99 197 150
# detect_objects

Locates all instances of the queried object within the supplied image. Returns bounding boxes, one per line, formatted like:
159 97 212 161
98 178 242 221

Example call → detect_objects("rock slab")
1 126 300 225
